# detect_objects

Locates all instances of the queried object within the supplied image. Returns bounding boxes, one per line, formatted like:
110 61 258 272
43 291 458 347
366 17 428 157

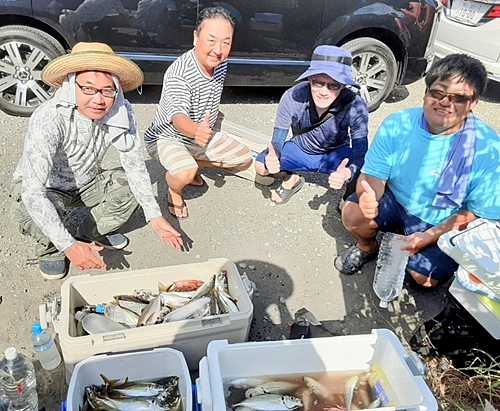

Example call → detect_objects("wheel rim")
351 50 390 107
0 40 55 111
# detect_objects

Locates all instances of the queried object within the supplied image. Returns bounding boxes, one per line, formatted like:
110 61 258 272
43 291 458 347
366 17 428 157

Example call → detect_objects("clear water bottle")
373 232 410 308
95 303 137 327
0 348 38 411
74 311 127 335
31 323 61 371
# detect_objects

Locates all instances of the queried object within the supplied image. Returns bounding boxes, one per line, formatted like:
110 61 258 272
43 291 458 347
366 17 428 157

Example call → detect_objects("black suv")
0 0 439 116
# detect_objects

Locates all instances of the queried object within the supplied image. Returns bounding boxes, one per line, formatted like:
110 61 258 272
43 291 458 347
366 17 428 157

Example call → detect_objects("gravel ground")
0 78 499 410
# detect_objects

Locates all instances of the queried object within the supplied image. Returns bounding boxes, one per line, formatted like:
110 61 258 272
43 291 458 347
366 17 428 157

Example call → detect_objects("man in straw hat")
144 6 252 219
10 42 183 280
255 45 369 206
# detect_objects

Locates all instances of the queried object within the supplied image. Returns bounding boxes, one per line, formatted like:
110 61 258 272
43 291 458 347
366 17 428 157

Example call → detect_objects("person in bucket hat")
9 42 183 280
255 45 369 206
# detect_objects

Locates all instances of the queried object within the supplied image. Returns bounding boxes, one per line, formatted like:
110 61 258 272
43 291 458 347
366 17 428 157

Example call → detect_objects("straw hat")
42 42 143 92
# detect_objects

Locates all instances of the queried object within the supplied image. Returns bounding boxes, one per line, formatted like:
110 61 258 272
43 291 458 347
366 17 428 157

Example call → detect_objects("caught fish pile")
81 374 182 411
76 270 239 333
224 371 384 411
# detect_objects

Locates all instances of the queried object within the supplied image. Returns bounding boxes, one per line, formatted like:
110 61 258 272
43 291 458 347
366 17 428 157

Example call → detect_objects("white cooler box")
218 119 275 186
196 329 438 411
41 258 254 382
65 347 192 411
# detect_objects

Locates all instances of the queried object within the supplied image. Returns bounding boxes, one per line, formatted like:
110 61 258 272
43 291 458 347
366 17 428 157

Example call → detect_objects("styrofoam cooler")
196 329 438 411
65 347 192 411
42 258 253 382
217 119 275 186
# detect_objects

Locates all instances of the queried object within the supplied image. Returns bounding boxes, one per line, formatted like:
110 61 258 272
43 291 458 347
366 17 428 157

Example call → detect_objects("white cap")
5 347 17 360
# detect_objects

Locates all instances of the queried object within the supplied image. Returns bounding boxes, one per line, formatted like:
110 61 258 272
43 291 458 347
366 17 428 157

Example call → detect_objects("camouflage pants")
9 168 139 259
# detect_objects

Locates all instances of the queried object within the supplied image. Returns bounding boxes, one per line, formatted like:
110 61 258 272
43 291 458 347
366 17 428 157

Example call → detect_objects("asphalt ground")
0 78 498 409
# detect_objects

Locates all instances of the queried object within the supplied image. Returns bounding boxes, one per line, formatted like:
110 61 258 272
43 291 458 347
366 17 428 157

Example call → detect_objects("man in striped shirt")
145 7 252 219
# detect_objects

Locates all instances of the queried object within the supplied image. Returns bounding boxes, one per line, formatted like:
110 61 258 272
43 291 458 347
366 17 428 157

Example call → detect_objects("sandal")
271 176 305 205
334 244 379 275
188 174 205 187
168 201 189 219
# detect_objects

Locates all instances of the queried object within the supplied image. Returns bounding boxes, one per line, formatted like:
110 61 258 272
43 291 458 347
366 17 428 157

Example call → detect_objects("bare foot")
167 189 188 219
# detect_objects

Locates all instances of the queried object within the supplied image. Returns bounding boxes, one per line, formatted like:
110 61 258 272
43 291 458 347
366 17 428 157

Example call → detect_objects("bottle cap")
31 322 42 335
95 304 104 314
379 300 389 308
5 347 17 360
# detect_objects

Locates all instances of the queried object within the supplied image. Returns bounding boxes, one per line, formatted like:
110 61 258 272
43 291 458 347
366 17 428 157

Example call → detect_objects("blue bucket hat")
296 45 359 89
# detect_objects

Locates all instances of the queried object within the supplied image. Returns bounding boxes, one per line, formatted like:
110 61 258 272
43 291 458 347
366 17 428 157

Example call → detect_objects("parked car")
434 0 500 83
0 0 440 117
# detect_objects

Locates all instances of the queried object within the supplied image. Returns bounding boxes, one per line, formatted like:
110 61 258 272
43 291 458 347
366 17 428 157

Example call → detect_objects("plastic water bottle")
373 232 410 308
95 303 137 327
74 311 127 335
0 348 38 411
31 323 61 371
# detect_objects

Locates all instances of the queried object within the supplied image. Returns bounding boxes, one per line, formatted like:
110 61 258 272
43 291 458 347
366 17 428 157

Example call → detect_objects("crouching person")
10 42 183 280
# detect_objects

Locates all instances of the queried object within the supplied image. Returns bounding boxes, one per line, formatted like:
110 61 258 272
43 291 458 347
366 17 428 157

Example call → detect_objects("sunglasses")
426 88 474 105
76 81 117 98
310 78 344 91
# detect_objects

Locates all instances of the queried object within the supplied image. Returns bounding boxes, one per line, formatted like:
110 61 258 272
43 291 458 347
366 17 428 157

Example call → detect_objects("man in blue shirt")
335 54 500 287
255 45 369 205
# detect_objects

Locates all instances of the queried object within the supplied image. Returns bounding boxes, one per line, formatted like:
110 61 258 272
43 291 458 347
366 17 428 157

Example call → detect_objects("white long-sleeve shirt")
13 95 162 252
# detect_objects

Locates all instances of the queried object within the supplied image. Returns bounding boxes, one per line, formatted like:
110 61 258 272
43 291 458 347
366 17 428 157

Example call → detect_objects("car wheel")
342 37 397 112
0 25 66 117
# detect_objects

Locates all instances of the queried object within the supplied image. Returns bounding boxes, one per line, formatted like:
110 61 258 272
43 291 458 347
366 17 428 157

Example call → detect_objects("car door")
213 0 326 86
33 0 200 83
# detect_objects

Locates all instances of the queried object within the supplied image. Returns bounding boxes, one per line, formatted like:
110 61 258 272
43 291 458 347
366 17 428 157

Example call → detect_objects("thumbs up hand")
359 180 379 219
265 141 281 174
328 158 351 190
195 112 212 147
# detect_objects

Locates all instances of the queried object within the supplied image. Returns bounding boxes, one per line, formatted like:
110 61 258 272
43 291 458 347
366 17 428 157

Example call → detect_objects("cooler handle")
196 357 212 411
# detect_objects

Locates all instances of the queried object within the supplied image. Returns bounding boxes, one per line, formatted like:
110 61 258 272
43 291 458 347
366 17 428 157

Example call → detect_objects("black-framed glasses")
75 81 117 98
310 78 343 91
426 88 474 105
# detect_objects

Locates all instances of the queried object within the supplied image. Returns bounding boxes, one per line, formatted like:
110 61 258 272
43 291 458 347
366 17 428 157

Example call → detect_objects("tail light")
440 0 447 6
486 5 500 18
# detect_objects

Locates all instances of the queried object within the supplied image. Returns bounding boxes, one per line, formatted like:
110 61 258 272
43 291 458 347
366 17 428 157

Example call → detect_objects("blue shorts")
347 188 458 282
255 140 352 174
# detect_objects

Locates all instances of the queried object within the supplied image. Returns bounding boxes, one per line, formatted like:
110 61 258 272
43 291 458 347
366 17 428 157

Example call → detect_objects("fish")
233 394 303 410
113 296 149 316
215 270 229 294
215 289 239 314
345 376 358 410
227 377 271 389
100 374 179 398
162 296 211 322
166 279 204 292
368 397 382 408
245 381 299 398
190 275 216 301
303 376 341 407
137 294 162 326
159 292 192 310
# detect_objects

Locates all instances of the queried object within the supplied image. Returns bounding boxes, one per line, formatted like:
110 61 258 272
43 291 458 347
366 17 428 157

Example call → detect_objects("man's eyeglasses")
426 88 474 105
310 78 343 91
75 81 117 98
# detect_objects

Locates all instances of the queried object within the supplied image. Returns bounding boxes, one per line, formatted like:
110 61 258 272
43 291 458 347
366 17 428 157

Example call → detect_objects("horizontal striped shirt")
144 49 227 146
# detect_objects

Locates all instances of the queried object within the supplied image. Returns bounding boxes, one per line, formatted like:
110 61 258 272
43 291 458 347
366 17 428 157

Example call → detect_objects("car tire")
342 37 397 112
0 25 66 117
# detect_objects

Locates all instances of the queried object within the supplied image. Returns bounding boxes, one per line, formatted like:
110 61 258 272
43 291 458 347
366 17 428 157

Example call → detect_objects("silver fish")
137 294 162 326
159 292 192 310
215 270 229 294
86 388 171 411
245 381 299 398
233 394 303 410
228 377 271 389
163 296 211 322
190 275 216 300
216 289 239 314
101 374 178 398
114 296 149 316
368 397 382 408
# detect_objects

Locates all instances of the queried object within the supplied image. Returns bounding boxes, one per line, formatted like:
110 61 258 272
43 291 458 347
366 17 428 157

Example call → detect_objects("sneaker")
91 233 129 251
39 258 69 280
334 244 379 275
